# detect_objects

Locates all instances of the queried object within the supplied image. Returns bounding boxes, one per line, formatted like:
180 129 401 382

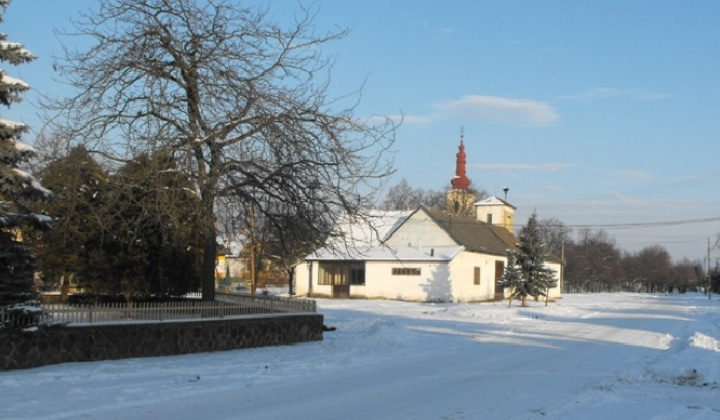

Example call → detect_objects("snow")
2 293 719 420
0 73 29 89
310 209 415 260
9 168 53 198
11 140 35 153
0 40 34 61
0 118 27 133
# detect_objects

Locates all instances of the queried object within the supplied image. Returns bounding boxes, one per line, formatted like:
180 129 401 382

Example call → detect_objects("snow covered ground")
2 293 719 420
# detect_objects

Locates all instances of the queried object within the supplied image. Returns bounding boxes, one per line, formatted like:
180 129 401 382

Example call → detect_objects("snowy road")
2 293 719 419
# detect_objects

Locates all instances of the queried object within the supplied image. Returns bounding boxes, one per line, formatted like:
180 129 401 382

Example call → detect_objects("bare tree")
633 245 674 293
671 258 702 293
45 0 396 299
382 178 423 210
382 178 488 213
537 217 572 257
564 229 622 293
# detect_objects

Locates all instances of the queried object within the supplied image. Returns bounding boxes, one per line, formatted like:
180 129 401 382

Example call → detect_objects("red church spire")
450 130 471 191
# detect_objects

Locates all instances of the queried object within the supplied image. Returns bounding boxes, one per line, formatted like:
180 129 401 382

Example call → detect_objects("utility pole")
560 240 565 293
249 202 256 295
707 237 711 300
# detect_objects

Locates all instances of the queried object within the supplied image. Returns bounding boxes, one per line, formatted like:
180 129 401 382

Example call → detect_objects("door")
331 264 350 298
332 284 350 298
494 260 505 300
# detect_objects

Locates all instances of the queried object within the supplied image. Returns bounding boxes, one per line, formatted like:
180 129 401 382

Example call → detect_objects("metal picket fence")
1 293 315 326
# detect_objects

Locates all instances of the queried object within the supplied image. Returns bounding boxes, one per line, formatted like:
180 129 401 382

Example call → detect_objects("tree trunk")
60 273 69 303
201 226 216 302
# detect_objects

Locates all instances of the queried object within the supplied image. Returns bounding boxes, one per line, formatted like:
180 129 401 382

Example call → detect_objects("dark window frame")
392 267 421 276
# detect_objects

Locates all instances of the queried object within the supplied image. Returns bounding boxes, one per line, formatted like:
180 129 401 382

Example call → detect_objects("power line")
543 172 720 205
518 215 720 231
564 216 720 230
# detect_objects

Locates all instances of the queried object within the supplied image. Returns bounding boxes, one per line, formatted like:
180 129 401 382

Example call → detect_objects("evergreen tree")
33 146 106 299
35 149 203 299
0 0 52 309
504 212 557 306
106 152 202 297
499 251 523 307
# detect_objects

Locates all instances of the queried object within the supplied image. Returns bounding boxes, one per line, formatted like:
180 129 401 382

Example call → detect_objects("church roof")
421 207 517 256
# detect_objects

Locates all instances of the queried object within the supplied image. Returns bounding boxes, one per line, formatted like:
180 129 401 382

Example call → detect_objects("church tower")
446 130 476 217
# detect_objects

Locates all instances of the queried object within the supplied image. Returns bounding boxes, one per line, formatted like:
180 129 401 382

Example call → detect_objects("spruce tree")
33 146 105 300
499 251 523 307
504 212 557 307
0 0 52 309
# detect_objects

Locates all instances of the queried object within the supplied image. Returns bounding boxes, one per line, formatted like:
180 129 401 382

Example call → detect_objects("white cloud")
470 163 573 172
410 20 457 35
365 114 431 125
612 169 654 181
541 185 566 194
432 95 559 125
564 88 670 101
399 95 559 126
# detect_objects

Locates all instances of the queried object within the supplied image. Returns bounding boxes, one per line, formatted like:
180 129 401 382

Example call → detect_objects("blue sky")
4 1 720 262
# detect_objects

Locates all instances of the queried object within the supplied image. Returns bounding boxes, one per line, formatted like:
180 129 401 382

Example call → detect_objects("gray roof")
417 207 517 257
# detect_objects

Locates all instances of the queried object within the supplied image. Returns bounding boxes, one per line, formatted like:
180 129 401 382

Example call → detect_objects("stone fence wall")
0 313 323 371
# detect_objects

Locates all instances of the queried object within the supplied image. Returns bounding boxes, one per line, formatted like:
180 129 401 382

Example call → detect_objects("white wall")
293 262 313 296
546 261 563 299
384 211 456 248
295 252 513 302
449 252 512 302
359 260 450 301
295 256 561 302
294 260 452 301
475 205 514 232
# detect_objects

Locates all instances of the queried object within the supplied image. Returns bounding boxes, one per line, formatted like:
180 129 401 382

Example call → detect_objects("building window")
392 267 421 276
319 264 343 285
318 263 365 286
350 267 365 285
474 267 481 285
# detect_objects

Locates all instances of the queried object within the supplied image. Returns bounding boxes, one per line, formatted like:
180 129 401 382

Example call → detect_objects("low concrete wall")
0 313 323 371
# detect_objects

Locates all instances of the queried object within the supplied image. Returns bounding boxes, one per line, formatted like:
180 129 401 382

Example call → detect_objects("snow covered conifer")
499 251 523 307
504 212 557 306
0 0 52 308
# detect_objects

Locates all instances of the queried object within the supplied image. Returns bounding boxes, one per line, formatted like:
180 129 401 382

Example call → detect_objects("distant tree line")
534 219 707 294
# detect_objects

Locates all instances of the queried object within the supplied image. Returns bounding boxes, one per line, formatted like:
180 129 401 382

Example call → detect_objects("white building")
293 136 562 302
293 205 562 302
